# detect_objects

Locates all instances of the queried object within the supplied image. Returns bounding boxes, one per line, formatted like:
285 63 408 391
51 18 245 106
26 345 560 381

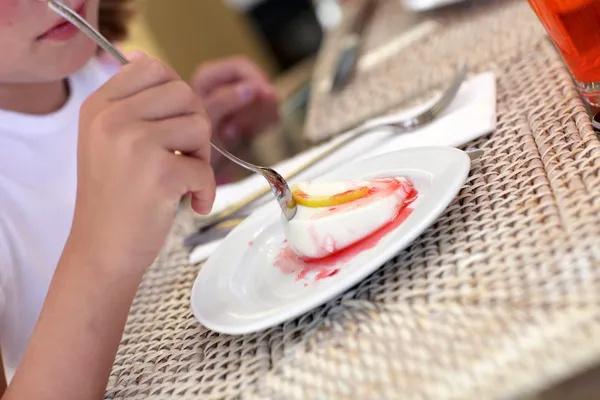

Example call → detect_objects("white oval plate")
191 147 471 335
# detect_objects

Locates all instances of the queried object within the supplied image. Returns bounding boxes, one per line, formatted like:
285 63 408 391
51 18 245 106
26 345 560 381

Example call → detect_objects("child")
0 0 279 398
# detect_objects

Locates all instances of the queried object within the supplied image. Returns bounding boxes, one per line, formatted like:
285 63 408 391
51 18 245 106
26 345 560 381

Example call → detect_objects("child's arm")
3 243 143 400
0 349 6 396
3 53 215 400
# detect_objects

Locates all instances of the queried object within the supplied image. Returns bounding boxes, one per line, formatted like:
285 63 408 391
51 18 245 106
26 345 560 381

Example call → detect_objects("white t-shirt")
0 59 114 381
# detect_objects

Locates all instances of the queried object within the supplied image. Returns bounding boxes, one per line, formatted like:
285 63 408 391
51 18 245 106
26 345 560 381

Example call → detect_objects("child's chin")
48 42 98 78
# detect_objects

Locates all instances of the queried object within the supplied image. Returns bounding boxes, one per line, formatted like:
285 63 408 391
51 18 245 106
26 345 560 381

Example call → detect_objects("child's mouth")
38 2 86 41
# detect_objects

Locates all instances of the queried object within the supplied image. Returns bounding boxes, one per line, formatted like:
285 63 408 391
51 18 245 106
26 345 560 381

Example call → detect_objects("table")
105 0 600 398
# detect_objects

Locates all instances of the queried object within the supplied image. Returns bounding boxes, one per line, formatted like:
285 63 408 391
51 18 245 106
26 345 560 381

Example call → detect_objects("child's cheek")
0 0 19 27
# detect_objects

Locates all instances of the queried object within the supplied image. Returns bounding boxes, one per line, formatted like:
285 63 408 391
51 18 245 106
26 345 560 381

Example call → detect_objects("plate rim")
191 146 471 334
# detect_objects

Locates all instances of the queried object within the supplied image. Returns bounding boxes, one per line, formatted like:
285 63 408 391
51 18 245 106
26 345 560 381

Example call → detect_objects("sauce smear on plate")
275 186 418 282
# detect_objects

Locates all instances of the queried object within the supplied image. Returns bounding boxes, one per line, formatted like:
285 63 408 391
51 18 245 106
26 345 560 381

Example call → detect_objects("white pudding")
281 177 416 259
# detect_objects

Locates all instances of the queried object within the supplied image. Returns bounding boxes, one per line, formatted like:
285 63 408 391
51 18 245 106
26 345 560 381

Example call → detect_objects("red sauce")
332 189 360 199
294 189 310 199
274 185 418 282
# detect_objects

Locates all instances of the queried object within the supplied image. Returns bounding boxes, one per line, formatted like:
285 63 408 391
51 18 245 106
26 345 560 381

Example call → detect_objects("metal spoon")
47 0 297 221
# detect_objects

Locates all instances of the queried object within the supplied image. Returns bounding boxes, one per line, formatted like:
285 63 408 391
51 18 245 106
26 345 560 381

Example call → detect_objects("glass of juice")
527 0 600 106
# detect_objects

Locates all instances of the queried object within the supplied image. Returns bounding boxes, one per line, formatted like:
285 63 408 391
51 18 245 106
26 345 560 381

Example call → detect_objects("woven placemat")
105 2 600 399
304 0 547 142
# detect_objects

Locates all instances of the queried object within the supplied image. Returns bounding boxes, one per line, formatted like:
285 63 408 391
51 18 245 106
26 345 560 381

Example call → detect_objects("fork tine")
424 65 467 116
388 65 467 129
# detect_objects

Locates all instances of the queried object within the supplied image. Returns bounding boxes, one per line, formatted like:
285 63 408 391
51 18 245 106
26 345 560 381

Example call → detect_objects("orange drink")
528 0 600 105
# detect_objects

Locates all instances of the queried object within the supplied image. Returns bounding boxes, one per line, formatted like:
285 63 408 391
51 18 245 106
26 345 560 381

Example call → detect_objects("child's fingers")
98 55 180 101
141 114 212 162
192 56 269 97
121 80 204 121
164 156 216 214
203 83 258 124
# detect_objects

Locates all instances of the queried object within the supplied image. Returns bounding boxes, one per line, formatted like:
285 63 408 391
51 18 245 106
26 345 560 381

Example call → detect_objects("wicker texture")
105 0 600 399
305 0 546 142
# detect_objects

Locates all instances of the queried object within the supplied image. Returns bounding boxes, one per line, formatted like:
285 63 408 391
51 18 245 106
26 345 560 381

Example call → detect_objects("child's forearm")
0 350 6 396
3 244 144 400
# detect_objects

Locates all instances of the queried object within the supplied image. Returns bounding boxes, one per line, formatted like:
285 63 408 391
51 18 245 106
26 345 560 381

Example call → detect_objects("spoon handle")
49 1 129 64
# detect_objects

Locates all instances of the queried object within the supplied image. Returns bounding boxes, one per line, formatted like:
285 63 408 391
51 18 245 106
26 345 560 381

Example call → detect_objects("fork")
189 64 468 234
47 0 298 221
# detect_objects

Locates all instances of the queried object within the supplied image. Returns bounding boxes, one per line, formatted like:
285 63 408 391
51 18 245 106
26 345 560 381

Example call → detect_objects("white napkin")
189 72 496 264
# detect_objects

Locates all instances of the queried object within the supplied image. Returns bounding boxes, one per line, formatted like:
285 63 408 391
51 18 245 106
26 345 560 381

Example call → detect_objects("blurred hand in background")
192 57 280 141
191 56 280 184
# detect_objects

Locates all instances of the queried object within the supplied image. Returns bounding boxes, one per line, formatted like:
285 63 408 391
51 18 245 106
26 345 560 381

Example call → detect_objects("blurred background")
120 0 344 178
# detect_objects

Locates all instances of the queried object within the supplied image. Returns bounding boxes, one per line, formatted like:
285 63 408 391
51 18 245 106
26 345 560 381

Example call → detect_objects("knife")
183 216 248 249
331 0 378 92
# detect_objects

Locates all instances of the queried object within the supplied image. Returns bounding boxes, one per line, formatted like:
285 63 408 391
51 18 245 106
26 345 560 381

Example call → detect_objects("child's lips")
38 1 86 41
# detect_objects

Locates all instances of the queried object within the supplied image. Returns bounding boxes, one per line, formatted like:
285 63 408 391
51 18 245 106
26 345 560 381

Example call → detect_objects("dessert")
281 177 417 260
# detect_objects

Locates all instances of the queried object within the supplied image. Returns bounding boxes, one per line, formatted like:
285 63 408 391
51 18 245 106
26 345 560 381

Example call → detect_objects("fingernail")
237 85 255 102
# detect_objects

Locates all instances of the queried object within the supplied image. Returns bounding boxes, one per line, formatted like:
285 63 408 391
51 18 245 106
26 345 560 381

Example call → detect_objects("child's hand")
71 53 215 275
191 57 280 143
